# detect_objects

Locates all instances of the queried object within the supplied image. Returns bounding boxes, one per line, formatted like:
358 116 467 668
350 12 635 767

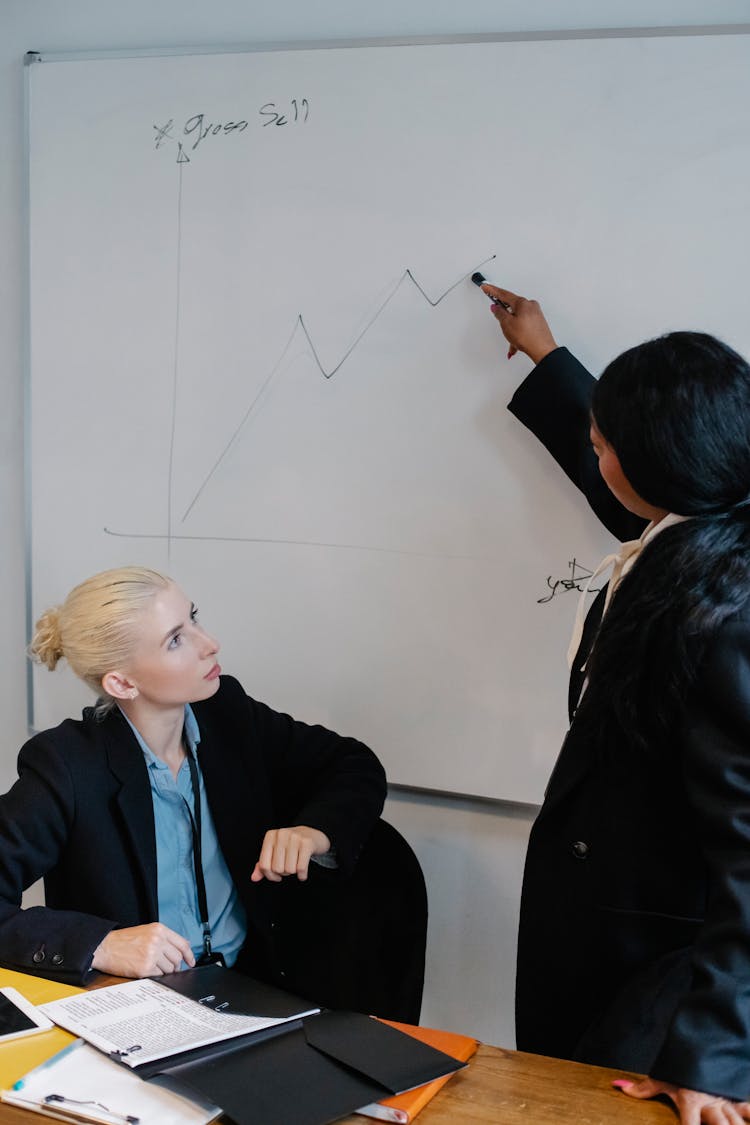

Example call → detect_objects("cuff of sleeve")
508 346 579 419
311 848 339 870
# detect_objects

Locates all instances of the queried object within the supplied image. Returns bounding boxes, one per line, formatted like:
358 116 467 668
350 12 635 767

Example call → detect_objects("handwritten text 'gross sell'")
153 101 310 160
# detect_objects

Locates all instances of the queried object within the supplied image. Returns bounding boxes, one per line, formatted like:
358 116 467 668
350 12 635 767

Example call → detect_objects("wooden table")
1 1042 678 1124
336 1044 677 1124
0 969 677 1124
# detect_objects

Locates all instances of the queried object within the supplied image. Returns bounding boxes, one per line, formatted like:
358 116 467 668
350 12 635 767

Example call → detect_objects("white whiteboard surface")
27 32 750 803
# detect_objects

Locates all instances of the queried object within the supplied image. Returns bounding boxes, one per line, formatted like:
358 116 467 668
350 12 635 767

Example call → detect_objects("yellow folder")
0 968 84 1088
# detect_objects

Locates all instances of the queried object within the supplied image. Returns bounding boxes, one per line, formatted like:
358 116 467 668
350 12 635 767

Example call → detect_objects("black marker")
471 272 512 312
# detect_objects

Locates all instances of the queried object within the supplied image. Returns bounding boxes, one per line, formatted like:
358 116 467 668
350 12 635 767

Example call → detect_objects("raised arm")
481 285 646 542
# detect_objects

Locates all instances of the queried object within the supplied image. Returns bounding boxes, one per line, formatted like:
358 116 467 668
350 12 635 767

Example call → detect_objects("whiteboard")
27 31 750 803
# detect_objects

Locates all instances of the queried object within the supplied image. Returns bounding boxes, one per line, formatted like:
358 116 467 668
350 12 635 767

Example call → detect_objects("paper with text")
41 979 318 1067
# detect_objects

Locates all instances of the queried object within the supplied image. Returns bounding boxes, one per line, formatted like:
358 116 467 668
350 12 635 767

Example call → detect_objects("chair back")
271 819 427 1023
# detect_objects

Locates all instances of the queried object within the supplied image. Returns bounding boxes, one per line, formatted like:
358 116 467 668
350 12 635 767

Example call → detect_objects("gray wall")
3 0 748 1046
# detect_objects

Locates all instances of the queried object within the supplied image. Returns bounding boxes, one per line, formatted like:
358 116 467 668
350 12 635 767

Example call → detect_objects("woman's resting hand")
614 1075 750 1124
91 922 195 977
250 826 332 883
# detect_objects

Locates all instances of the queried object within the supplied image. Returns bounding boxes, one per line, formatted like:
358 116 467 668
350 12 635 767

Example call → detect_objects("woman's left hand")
250 826 332 883
614 1076 750 1123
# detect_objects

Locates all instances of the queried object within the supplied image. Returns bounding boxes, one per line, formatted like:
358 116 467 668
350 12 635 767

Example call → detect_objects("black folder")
131 966 464 1125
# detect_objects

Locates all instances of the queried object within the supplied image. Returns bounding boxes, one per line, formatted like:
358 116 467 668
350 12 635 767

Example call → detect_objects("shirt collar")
118 703 201 768
566 511 690 672
641 510 690 546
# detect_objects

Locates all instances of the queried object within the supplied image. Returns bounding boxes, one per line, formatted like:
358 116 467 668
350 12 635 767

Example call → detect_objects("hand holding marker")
471 272 517 358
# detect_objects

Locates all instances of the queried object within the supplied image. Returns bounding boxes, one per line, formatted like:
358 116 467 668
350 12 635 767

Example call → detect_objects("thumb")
613 1077 668 1100
250 862 264 883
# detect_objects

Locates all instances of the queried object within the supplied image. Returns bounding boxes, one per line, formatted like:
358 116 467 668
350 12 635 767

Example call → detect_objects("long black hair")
576 331 750 748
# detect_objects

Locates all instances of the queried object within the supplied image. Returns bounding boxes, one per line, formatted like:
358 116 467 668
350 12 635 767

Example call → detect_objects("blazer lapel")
101 715 159 920
539 586 610 813
568 584 607 720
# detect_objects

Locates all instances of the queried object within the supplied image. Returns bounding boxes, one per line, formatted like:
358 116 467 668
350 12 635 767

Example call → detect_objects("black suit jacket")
0 675 386 994
509 348 750 1101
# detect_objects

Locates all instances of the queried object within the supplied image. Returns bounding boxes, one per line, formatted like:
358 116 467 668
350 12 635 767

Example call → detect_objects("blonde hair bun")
28 567 171 698
30 607 65 670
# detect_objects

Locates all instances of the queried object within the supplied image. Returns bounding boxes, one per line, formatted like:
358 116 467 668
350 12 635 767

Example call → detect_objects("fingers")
251 826 331 883
91 923 194 978
252 831 284 883
720 1104 750 1125
615 1077 669 1100
481 283 519 309
681 1095 750 1125
255 828 315 882
614 1077 750 1125
154 929 195 975
478 287 558 366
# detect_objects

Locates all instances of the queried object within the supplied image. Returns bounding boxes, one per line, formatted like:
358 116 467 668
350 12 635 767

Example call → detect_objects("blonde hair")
30 567 171 696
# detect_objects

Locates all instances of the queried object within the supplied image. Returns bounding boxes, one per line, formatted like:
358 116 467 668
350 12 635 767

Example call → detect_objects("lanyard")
180 743 215 962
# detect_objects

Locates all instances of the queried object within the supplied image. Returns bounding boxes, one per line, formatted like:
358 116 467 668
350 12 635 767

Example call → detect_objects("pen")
12 1037 85 1090
471 272 512 313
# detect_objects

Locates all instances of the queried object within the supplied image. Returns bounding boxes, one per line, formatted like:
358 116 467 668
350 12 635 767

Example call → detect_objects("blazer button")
32 949 46 963
571 840 589 859
51 953 64 966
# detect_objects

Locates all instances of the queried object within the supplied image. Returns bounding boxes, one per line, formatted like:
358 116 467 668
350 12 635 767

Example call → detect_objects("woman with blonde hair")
0 566 386 994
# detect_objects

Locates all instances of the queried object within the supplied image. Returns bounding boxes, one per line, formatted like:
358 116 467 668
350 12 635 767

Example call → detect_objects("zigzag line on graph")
180 253 497 523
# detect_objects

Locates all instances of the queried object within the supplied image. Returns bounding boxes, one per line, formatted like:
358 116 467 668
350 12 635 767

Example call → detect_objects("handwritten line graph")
179 253 497 523
154 145 504 554
107 250 505 557
127 154 501 556
109 146 503 556
106 241 500 555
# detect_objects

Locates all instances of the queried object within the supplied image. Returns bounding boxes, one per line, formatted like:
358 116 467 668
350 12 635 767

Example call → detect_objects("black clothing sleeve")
508 347 646 542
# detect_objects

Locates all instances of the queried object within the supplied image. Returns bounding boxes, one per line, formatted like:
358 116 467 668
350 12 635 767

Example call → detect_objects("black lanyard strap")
181 745 213 959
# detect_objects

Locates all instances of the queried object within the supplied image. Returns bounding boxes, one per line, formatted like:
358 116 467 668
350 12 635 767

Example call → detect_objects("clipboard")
1 1038 221 1125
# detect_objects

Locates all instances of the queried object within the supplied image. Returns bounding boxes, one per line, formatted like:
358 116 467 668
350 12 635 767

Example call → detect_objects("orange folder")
355 1018 478 1123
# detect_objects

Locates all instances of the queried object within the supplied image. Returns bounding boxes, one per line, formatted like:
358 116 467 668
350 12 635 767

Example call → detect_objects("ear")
101 670 138 701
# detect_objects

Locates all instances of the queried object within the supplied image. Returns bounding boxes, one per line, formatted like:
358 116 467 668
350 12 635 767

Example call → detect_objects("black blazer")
0 674 386 995
510 348 750 1102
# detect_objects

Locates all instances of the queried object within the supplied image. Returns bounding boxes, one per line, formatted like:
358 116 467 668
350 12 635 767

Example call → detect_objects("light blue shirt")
121 705 247 967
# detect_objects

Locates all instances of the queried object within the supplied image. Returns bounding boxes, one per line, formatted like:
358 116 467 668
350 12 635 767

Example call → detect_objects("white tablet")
0 986 54 1042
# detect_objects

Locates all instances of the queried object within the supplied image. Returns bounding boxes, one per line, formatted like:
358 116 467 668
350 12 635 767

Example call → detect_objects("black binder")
127 966 465 1125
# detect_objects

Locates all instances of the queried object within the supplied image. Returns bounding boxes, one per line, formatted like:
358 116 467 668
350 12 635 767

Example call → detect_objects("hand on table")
251 826 332 883
91 922 195 977
614 1076 750 1124
480 284 558 365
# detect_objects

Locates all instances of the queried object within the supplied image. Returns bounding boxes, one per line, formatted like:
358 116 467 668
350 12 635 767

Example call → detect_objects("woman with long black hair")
482 283 750 1124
